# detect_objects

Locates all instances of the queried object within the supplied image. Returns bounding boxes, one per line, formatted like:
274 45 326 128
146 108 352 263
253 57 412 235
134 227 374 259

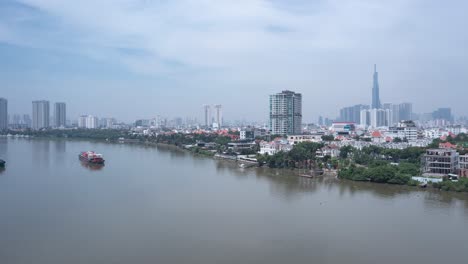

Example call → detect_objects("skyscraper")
432 107 452 121
269 90 302 135
203 105 211 127
32 100 50 130
339 104 369 123
0 98 7 130
54 102 66 128
214 104 222 127
398 102 413 121
372 64 381 109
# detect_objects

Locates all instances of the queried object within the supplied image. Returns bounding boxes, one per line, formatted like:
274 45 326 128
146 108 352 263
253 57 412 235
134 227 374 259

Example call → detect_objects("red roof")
439 142 457 149
371 131 382 138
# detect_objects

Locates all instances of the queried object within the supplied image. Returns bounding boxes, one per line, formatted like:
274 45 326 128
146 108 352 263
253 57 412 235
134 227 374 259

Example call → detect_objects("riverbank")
3 135 467 193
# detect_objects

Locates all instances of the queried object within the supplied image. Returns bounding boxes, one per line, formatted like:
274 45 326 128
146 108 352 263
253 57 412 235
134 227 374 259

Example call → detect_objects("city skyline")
1 1 467 122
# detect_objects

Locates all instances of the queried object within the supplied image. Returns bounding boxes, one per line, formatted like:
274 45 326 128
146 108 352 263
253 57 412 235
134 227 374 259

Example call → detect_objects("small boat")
0 159 5 168
79 151 105 164
419 182 427 188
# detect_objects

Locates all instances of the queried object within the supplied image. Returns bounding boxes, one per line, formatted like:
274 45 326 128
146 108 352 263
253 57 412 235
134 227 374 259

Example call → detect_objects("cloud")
1 0 468 120
2 0 424 74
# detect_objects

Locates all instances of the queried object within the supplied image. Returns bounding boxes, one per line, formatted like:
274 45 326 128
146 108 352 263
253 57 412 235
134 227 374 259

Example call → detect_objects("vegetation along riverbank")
3 129 468 192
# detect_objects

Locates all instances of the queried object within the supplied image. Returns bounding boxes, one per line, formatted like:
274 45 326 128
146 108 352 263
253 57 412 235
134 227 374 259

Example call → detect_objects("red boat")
79 151 105 164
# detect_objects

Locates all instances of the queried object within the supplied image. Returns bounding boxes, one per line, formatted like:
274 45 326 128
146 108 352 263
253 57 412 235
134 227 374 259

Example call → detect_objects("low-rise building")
316 145 341 158
459 155 468 178
259 139 292 155
227 142 256 152
287 134 323 145
421 149 459 176
387 120 418 141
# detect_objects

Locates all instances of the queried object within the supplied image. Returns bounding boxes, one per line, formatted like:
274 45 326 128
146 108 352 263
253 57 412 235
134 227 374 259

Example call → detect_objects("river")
0 138 467 264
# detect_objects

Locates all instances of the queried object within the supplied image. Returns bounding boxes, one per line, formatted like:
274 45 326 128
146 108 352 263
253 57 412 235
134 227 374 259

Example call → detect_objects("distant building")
371 64 381 109
339 104 369 124
203 105 212 128
0 98 7 130
23 114 32 128
78 115 87 128
331 122 356 135
135 119 150 127
388 120 418 141
422 149 459 176
214 104 222 128
100 118 115 129
78 115 98 129
32 100 50 130
86 115 98 129
360 108 392 128
54 102 66 128
432 108 452 122
398 103 413 122
269 90 302 135
318 116 323 126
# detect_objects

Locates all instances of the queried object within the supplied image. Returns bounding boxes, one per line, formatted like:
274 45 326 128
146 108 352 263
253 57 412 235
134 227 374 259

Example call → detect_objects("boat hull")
79 155 105 164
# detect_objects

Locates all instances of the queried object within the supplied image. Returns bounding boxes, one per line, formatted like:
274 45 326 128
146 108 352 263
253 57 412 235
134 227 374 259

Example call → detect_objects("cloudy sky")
0 0 467 123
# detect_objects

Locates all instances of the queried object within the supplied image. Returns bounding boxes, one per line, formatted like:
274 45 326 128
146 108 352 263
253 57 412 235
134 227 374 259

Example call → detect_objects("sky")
0 0 467 123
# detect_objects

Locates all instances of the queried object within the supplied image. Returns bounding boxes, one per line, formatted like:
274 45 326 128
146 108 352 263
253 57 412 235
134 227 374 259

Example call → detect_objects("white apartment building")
78 115 98 129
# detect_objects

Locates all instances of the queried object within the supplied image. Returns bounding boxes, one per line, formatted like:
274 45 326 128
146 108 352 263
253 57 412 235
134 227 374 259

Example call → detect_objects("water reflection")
0 138 7 157
80 162 105 171
0 167 5 174
31 139 50 168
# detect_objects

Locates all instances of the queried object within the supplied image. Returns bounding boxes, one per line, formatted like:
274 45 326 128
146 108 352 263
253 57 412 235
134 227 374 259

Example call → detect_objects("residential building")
269 90 302 135
388 120 418 141
287 134 323 145
0 98 7 130
259 139 293 155
339 104 368 124
86 115 98 129
214 104 222 128
227 142 256 153
78 115 98 129
32 100 50 129
203 105 211 128
78 115 87 128
398 103 413 121
362 108 392 128
316 145 341 158
54 102 66 128
432 107 452 121
421 149 459 176
459 155 468 178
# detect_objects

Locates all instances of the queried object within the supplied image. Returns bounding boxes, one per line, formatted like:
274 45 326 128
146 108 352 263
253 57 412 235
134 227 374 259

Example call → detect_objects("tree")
321 135 335 141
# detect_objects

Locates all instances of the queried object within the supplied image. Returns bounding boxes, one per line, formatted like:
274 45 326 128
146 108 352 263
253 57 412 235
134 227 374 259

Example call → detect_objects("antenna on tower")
374 64 377 73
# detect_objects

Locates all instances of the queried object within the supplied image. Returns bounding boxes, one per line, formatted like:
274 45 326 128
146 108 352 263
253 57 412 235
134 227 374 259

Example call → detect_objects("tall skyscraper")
203 105 211 127
269 90 302 135
372 64 381 109
0 98 7 130
54 102 66 128
32 100 50 130
214 104 222 127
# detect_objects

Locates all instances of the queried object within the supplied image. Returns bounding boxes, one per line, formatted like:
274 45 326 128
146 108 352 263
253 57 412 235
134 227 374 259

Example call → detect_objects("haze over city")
1 0 467 122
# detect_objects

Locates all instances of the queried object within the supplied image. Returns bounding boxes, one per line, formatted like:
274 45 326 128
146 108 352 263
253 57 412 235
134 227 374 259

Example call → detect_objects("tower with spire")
372 64 381 109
